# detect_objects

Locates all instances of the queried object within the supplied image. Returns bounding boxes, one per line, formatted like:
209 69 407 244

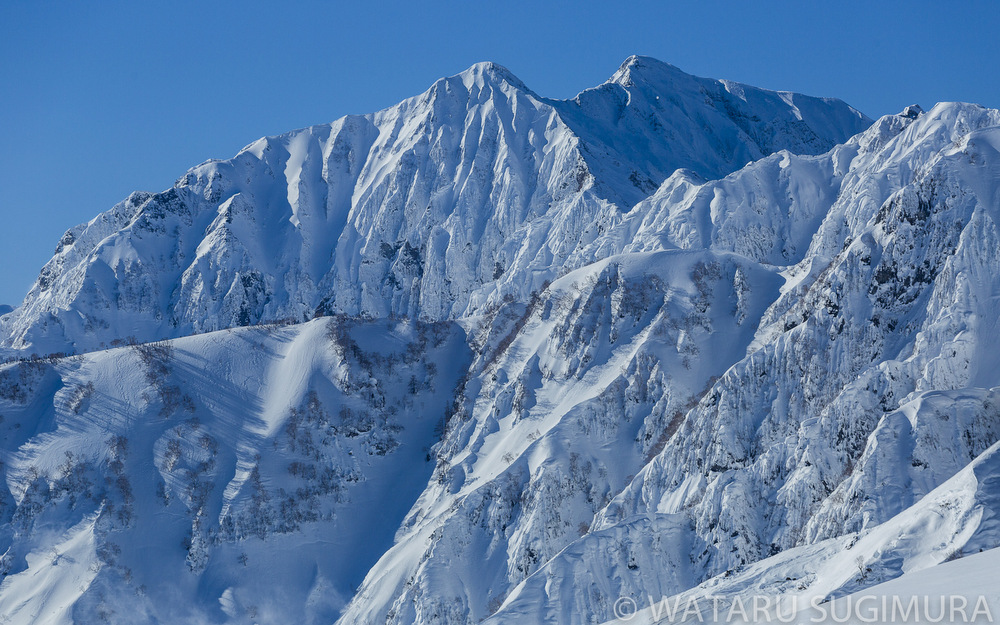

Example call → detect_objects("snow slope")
0 317 468 624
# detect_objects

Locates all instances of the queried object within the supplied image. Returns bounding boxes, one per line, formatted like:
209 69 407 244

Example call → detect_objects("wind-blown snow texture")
1 57 999 625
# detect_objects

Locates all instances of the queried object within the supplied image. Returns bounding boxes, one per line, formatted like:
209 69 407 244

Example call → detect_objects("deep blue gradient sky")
2 0 998 305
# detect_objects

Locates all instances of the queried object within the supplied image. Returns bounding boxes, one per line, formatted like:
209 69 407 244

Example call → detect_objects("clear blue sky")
2 0 998 306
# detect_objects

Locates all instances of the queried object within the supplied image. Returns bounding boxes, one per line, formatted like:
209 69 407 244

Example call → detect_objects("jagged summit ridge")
0 57 870 354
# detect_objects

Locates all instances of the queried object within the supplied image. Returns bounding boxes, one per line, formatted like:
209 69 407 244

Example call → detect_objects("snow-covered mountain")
0 56 868 356
2 57 1000 625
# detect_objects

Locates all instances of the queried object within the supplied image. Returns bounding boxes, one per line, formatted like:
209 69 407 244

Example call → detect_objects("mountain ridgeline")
1 56 868 355
1 57 1000 625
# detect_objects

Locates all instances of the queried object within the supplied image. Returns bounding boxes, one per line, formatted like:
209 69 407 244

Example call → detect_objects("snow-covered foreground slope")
590 442 1000 625
2 57 1000 625
0 56 868 355
0 318 468 624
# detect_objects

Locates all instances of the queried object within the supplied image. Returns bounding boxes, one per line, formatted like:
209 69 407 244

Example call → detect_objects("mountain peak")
610 54 687 87
454 61 529 92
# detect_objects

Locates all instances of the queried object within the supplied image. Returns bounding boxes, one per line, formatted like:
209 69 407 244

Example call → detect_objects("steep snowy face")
550 56 870 207
1 63 587 353
472 103 1000 623
338 249 784 625
0 58 870 355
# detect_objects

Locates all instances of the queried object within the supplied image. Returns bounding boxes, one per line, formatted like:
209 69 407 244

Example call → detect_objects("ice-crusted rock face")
2 56 1000 625
0 57 868 355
